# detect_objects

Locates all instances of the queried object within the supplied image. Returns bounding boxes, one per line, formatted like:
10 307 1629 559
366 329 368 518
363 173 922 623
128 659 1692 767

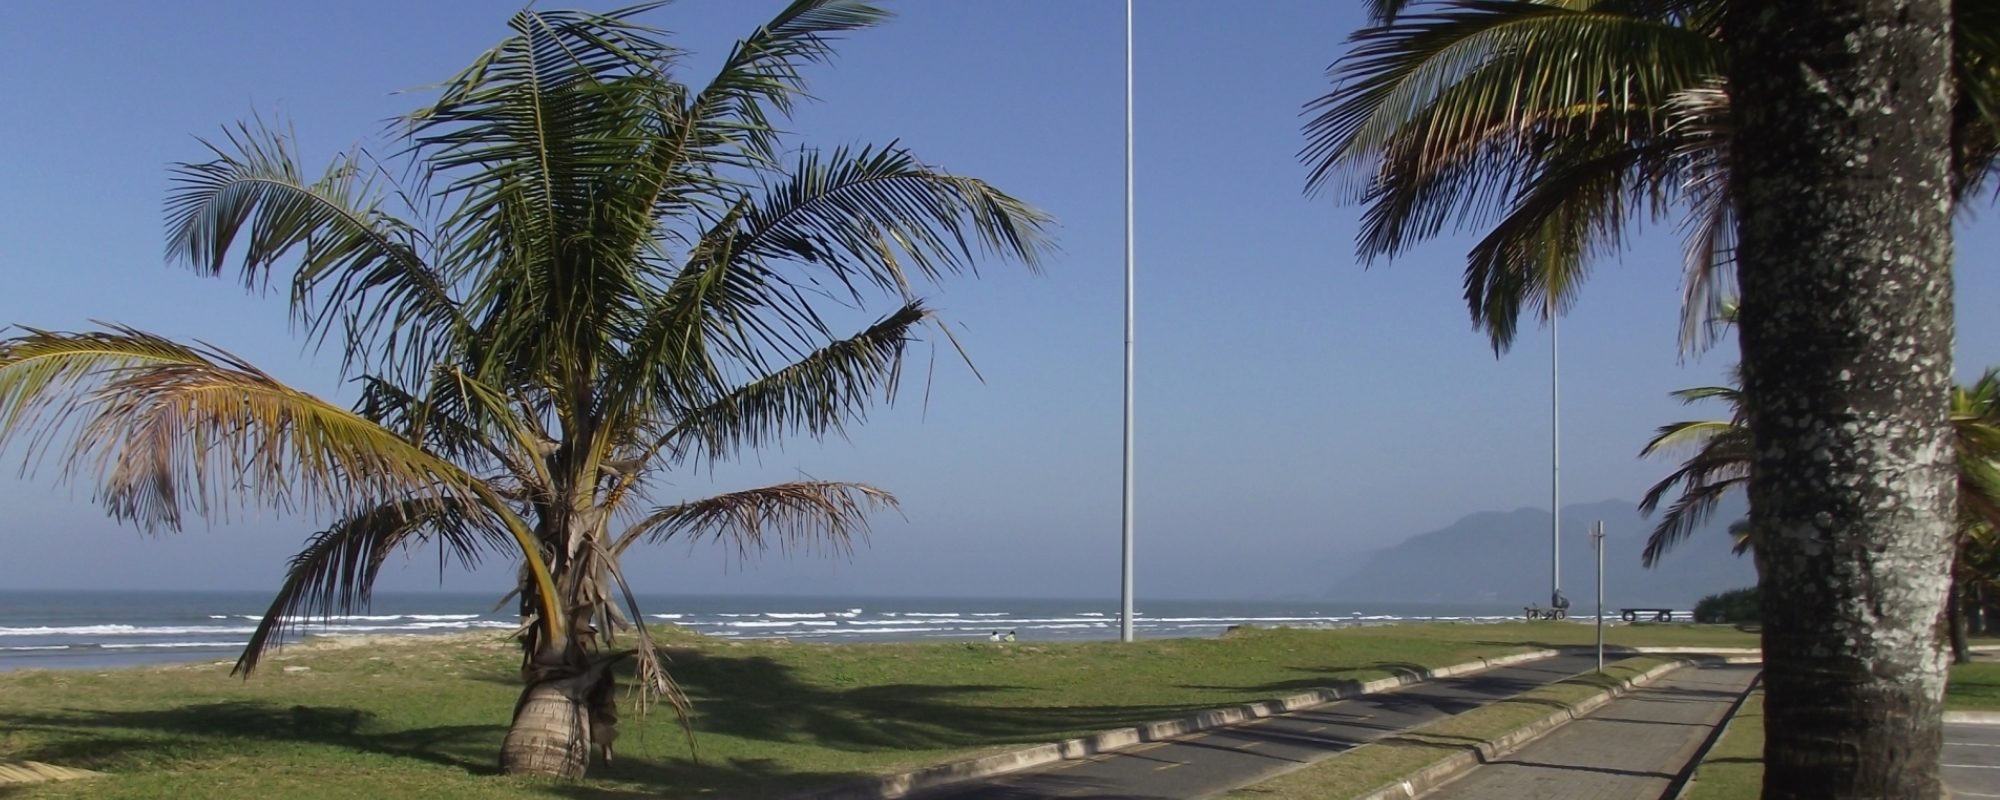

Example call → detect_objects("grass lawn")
1676 661 1999 799
1682 690 1764 800
0 622 1756 799
1224 657 1672 800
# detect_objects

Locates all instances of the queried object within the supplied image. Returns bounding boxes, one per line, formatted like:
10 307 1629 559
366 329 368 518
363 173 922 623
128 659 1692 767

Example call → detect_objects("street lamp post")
1119 0 1137 643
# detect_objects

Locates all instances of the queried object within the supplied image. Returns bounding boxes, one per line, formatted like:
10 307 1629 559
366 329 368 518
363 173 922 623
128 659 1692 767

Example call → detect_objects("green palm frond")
166 122 463 382
614 481 895 560
684 0 891 164
1641 473 1746 567
637 302 927 467
1638 418 1743 458
744 145 1052 293
237 497 499 675
1303 1 1721 352
1304 1 1718 199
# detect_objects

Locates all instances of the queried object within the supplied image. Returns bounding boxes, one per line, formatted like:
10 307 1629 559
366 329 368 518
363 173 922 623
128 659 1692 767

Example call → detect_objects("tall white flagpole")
1120 0 1137 643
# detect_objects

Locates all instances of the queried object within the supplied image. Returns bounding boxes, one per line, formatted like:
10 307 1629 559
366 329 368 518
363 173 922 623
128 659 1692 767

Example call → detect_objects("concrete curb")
1350 655 1762 800
775 648 1561 800
1946 711 2000 725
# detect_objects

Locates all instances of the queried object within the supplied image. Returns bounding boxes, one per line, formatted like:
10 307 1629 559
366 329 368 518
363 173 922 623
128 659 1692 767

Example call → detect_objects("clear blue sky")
2 1 1995 600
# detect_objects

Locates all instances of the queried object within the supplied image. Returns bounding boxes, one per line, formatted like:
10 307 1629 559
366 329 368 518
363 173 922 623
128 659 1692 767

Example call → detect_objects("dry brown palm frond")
0 326 473 528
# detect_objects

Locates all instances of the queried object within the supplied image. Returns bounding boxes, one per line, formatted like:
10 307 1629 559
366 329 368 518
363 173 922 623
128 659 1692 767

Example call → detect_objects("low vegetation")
0 623 1755 798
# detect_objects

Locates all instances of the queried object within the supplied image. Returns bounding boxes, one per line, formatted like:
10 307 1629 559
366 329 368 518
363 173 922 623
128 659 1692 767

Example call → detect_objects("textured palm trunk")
499 676 593 778
1729 1 1957 796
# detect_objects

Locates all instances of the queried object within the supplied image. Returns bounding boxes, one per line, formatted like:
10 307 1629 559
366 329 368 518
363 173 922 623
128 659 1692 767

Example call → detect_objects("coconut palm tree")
0 1 1049 779
1306 2 1996 794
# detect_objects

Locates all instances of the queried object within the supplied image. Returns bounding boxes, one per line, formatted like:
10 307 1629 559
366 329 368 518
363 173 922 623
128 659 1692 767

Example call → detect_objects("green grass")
1949 662 2000 710
1667 662 2000 800
0 622 1757 799
1681 690 1764 800
1224 657 1673 800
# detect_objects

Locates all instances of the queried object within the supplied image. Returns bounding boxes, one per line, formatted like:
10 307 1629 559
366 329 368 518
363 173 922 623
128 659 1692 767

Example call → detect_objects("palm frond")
0 328 568 645
1638 418 1743 458
684 0 891 164
0 327 469 528
236 498 499 675
166 120 463 382
635 302 927 468
1641 475 1746 567
613 481 895 559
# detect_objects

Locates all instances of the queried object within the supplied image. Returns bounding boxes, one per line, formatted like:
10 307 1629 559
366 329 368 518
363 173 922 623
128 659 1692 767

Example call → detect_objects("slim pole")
1552 316 1561 606
1119 0 1137 643
1594 520 1605 672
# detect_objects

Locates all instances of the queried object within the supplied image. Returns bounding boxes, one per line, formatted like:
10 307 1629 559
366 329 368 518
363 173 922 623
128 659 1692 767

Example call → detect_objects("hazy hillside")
1326 497 1756 610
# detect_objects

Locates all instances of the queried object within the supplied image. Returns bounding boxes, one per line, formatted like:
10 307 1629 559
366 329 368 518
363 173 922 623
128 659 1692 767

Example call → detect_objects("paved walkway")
1946 723 2000 798
914 653 1602 800
1418 662 1759 800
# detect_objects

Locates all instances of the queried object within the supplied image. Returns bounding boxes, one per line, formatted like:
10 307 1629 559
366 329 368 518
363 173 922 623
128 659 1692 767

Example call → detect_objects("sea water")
0 591 1547 671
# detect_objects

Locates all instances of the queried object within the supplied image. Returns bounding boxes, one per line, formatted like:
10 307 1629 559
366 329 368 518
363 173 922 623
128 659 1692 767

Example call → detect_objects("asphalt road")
1946 723 2000 798
913 653 1603 800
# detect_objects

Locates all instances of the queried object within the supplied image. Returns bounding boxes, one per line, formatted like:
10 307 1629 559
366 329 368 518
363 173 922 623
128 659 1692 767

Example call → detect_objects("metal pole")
1552 315 1561 607
1594 520 1605 672
1119 0 1137 643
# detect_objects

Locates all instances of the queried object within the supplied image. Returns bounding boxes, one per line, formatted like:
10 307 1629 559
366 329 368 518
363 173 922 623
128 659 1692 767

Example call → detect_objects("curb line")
776 648 1561 800
1946 710 2000 725
1352 655 1761 800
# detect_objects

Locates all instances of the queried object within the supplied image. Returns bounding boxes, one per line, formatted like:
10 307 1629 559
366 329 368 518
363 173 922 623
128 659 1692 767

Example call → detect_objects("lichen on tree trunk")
1727 1 1958 797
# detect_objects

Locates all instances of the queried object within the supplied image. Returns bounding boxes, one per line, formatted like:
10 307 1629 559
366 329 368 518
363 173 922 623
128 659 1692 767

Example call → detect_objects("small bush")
1694 587 1759 624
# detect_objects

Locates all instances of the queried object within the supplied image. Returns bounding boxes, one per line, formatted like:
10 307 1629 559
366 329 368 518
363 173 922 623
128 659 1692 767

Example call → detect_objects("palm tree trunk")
1729 1 1957 797
499 675 593 778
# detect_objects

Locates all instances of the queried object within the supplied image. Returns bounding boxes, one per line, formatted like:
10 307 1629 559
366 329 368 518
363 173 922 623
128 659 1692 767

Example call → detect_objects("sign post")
1592 520 1606 672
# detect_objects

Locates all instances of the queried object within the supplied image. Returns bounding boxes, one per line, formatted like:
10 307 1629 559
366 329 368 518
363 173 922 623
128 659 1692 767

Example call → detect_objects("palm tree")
1642 370 2000 573
0 1 1049 779
1302 0 1998 355
1306 1 1995 795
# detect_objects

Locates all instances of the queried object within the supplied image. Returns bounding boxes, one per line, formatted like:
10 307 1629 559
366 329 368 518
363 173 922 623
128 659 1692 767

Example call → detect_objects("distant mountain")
1326 496 1755 610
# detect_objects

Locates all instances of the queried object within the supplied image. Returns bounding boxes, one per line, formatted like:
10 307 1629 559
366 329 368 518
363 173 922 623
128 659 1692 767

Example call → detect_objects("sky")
1 0 1995 602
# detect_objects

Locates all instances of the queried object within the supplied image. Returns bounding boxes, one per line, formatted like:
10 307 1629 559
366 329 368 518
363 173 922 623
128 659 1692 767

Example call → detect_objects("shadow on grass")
0 648 1308 798
0 701 499 773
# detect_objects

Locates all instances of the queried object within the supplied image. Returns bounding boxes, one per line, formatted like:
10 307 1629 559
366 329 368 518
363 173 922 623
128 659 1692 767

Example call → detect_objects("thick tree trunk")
499 676 593 778
1728 1 1957 797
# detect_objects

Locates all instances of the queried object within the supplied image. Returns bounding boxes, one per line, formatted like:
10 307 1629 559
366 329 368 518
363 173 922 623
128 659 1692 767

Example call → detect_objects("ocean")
0 591 1545 672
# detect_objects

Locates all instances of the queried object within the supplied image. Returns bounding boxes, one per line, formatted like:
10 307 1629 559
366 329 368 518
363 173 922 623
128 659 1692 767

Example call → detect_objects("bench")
1523 605 1568 621
1620 608 1676 622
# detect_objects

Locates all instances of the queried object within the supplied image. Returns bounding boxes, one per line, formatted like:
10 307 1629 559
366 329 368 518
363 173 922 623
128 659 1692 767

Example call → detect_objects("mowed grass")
1682 690 1764 800
1675 662 1999 800
0 622 1757 799
1226 656 1673 800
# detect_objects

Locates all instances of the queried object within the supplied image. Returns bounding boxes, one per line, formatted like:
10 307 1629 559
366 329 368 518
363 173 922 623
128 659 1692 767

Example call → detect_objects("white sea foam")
763 612 826 619
100 641 242 650
969 612 1009 617
650 614 684 620
1 645 69 651
903 613 960 617
721 620 838 628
